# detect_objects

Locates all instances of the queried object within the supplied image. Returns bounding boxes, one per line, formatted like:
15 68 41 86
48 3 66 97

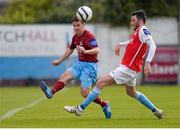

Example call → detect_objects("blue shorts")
66 61 98 88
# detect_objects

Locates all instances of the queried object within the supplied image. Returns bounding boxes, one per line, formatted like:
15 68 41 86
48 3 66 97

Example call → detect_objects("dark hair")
72 15 84 23
131 10 146 23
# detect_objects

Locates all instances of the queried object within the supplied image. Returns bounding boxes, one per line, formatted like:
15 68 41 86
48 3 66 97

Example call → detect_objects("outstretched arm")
118 41 130 47
115 41 129 56
52 48 74 65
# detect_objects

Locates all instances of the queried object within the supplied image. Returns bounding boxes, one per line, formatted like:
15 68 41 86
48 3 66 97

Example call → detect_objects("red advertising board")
146 47 178 82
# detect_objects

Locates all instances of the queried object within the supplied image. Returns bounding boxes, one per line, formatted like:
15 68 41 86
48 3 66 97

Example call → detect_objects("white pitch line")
0 97 45 122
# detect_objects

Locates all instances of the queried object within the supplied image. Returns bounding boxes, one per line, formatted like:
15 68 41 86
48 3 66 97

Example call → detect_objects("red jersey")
121 27 150 72
70 30 98 63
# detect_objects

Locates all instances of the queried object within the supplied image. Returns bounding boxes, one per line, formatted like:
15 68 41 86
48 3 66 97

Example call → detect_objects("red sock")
51 81 65 95
93 96 107 108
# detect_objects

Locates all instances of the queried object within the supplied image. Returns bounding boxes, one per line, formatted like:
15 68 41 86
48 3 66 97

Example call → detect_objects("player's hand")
52 60 60 65
77 46 86 54
144 61 151 77
115 44 121 56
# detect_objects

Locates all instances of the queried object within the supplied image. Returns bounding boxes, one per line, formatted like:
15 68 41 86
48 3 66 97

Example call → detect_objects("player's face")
73 21 85 35
130 15 140 30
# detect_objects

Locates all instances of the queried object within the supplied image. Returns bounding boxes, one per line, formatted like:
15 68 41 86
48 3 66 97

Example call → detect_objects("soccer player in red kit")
40 16 111 119
64 10 165 119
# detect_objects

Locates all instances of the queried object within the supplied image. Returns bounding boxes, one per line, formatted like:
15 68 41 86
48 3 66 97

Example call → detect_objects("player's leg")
64 74 115 118
125 84 164 119
64 64 127 118
79 62 114 110
78 65 137 118
51 71 73 95
40 71 73 99
41 63 81 99
78 62 112 118
79 75 115 108
80 85 110 118
80 87 107 107
125 84 156 110
80 87 89 98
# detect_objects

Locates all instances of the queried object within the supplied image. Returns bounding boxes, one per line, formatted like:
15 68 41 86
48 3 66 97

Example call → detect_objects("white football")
76 6 93 22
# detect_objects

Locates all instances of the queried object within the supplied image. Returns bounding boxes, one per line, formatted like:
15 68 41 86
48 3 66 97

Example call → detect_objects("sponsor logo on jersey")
143 29 151 35
90 39 97 46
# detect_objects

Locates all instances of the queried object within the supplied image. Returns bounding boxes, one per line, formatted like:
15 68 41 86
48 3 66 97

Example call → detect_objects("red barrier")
147 46 178 82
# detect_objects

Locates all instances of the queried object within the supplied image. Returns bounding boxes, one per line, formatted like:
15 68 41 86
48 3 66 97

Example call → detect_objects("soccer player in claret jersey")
64 10 165 119
40 15 111 119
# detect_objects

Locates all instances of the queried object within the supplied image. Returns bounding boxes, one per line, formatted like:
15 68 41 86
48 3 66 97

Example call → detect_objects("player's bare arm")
115 41 129 56
78 46 99 54
115 44 121 56
144 61 151 77
52 48 74 65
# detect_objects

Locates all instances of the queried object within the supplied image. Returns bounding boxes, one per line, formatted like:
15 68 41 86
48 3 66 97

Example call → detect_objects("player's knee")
81 92 88 98
59 73 71 83
126 90 136 98
96 78 105 87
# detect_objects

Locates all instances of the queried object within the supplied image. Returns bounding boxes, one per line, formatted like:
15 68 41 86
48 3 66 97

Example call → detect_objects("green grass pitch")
0 85 180 128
